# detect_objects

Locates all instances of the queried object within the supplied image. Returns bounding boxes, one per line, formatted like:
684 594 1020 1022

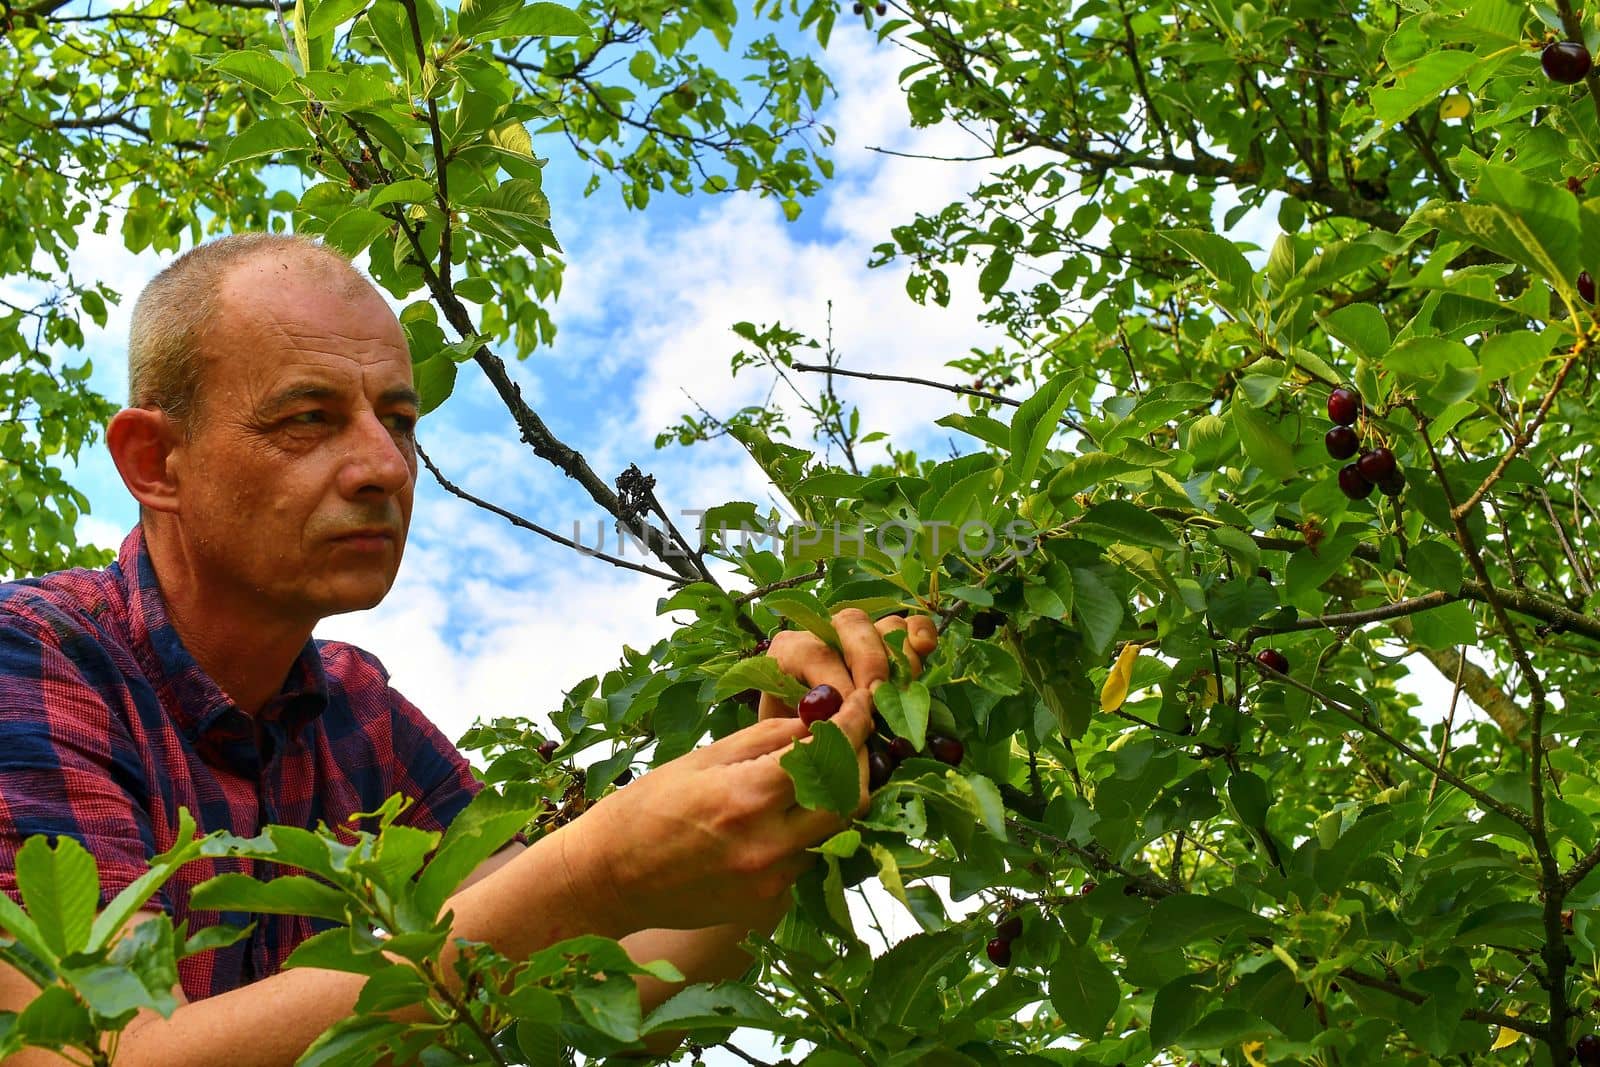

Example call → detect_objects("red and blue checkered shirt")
0 526 483 1000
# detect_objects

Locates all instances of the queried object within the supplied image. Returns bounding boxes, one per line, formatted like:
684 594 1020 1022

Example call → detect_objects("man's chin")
316 579 397 618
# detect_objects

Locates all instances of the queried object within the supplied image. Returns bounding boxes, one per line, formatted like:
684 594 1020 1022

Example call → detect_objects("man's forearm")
111 823 627 1067
621 921 776 1057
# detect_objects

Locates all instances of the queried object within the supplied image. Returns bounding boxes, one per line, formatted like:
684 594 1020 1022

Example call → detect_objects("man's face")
169 259 419 627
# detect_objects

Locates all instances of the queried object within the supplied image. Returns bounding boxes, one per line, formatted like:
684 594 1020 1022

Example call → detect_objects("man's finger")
700 715 810 764
834 608 891 691
830 687 876 750
907 614 938 655
765 630 854 707
874 616 923 677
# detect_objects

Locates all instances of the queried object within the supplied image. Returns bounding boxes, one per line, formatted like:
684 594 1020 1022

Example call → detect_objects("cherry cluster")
851 1 888 12
985 912 1024 966
798 684 965 790
1325 386 1404 500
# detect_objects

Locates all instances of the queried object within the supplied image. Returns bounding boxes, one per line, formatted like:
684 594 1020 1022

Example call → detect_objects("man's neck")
141 526 313 718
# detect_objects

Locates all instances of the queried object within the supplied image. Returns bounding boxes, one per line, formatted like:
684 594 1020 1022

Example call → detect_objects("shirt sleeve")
384 686 484 836
0 614 168 912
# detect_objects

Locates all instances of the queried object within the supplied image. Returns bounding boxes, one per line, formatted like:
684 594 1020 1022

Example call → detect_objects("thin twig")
417 444 685 583
789 362 1094 439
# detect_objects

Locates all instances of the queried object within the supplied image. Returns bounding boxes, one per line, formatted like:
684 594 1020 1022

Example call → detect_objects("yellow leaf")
1243 1040 1268 1067
1100 642 1142 712
1201 670 1220 707
1439 93 1471 120
1490 1025 1520 1050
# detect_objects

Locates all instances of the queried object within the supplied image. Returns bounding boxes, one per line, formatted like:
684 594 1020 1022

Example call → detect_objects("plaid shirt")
0 526 482 1000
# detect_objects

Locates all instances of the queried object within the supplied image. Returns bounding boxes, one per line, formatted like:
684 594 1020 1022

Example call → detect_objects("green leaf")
210 52 298 96
367 179 436 209
416 783 539 919
1078 500 1178 550
305 0 370 39
780 721 860 819
1157 229 1255 304
354 965 430 1014
1481 330 1556 380
863 929 967 1029
412 354 457 416
873 680 930 749
1409 600 1478 650
1008 373 1075 488
282 927 393 977
1408 540 1464 593
297 1016 407 1067
711 656 809 704
1372 51 1478 125
759 590 840 648
188 874 350 924
1047 453 1148 504
490 2 592 39
219 119 315 166
321 208 392 258
1070 566 1123 656
978 250 1014 297
1227 770 1271 828
15 835 98 957
949 772 1006 839
15 986 94 1048
1320 303 1390 362
1049 942 1120 1037
1142 895 1274 952
1230 395 1297 482
642 982 800 1037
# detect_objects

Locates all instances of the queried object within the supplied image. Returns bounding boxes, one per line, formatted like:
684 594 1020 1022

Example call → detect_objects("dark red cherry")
868 749 893 790
1356 447 1397 483
1338 463 1375 499
996 914 1023 941
798 684 844 726
1327 387 1361 426
985 937 1012 966
1325 425 1359 460
1255 648 1289 674
536 740 558 761
1543 41 1593 84
1378 468 1406 497
928 734 964 765
1577 1034 1600 1067
1581 271 1596 303
887 736 917 764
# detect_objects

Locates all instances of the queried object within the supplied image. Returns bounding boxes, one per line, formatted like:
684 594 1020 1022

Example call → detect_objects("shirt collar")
115 526 330 754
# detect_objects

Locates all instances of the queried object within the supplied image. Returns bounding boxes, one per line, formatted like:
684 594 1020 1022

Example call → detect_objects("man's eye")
288 411 327 425
387 414 418 434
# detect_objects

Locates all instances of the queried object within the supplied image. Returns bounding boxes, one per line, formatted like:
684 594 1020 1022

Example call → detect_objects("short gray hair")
126 233 370 431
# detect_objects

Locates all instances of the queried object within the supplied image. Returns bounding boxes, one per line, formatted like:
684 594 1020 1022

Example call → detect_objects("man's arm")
0 703 850 1066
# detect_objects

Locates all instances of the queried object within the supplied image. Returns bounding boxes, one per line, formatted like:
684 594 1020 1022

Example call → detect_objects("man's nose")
339 411 414 498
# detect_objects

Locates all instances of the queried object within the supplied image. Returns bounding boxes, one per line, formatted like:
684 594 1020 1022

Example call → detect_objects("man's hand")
558 610 937 937
562 686 876 934
758 609 938 719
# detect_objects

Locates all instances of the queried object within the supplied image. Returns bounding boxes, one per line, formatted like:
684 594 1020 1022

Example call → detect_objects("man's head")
109 233 419 630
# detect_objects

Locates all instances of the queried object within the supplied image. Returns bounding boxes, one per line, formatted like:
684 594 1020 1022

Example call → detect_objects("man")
0 233 937 1064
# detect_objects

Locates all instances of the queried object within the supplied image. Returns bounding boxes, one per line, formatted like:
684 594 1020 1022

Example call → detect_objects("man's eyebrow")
380 386 422 409
259 384 340 417
259 383 422 416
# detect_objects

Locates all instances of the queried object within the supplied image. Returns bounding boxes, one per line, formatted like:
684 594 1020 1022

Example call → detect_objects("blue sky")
47 17 1016 759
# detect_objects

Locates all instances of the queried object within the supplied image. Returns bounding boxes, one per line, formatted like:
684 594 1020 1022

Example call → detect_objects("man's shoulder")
0 566 125 645
313 639 395 690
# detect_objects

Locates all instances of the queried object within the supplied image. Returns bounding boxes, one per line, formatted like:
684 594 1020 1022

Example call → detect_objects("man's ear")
107 407 183 514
